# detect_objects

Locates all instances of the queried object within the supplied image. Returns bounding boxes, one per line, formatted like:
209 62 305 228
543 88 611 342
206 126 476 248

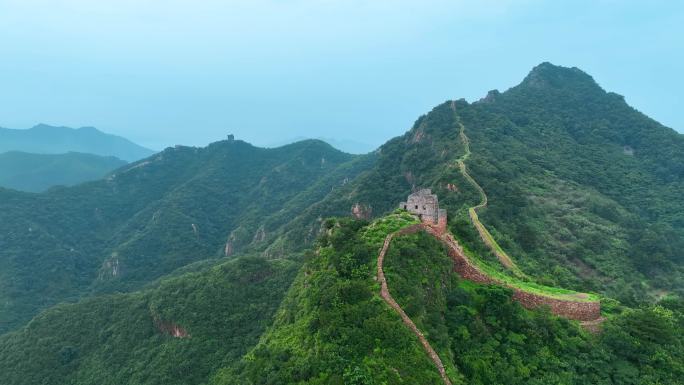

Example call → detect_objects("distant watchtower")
400 189 447 233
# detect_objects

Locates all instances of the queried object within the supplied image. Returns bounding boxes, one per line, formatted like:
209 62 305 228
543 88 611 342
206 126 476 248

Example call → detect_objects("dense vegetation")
0 139 372 333
304 62 684 305
453 64 684 303
0 151 127 192
384 230 684 384
1 63 683 384
212 216 443 384
2 215 683 384
0 256 298 385
0 124 154 162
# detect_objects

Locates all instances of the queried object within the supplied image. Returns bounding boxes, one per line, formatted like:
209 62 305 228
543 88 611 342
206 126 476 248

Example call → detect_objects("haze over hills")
0 151 127 193
0 63 683 384
0 138 373 334
0 124 155 162
268 136 378 154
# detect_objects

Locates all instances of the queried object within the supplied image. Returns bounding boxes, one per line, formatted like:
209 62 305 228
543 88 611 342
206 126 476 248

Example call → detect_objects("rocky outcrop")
224 239 234 257
351 203 372 220
154 319 190 338
98 255 121 280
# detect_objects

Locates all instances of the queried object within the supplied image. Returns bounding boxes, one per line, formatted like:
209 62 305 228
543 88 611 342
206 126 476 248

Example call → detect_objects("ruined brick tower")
400 189 447 234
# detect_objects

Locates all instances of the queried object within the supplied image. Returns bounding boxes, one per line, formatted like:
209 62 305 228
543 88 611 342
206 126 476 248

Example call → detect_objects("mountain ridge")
0 151 127 193
0 124 155 162
0 62 683 384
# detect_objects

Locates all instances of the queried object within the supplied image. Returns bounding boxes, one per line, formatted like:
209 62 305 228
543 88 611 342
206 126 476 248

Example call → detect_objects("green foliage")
360 210 419 247
0 139 369 333
450 64 684 302
384 230 684 384
0 151 127 192
1 63 684 384
215 218 444 385
0 256 298 385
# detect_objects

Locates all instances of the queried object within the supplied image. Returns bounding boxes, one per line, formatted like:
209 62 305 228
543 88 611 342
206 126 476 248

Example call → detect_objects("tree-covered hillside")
0 151 127 192
215 216 684 385
0 139 373 334
280 62 684 305
0 257 298 385
1 63 683 384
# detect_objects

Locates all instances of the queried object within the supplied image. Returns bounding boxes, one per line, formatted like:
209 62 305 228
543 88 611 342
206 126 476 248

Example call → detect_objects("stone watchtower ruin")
400 189 447 233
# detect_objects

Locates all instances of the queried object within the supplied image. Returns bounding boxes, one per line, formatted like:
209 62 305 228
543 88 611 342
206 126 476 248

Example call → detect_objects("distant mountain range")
1 63 683 384
0 124 155 192
0 151 127 193
0 124 155 162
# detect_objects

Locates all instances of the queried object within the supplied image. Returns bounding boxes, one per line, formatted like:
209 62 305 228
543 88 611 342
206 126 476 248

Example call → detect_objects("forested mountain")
282 62 684 304
0 151 127 192
0 124 154 162
0 139 373 334
1 63 683 384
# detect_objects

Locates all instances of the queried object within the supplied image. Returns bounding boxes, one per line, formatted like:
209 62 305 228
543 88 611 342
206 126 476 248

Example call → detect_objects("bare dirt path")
377 232 453 385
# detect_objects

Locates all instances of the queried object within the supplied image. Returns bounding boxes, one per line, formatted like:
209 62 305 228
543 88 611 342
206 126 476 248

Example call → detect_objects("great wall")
377 230 453 385
374 103 603 383
377 221 602 385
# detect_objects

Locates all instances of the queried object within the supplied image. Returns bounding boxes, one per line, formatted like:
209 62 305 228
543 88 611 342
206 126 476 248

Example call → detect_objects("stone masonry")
394 224 601 322
400 189 447 233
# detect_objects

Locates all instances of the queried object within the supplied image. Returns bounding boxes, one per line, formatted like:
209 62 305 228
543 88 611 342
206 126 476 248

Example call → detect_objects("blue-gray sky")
0 0 682 152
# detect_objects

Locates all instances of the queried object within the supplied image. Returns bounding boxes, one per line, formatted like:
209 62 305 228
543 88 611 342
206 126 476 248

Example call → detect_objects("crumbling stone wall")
395 224 601 322
511 290 601 321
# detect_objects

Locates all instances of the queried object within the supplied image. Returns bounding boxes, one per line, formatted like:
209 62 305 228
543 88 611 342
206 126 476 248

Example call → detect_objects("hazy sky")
0 0 682 151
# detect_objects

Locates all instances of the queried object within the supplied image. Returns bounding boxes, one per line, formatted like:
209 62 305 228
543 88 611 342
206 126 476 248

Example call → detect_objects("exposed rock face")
410 128 426 144
446 183 458 192
98 255 121 279
403 171 415 185
224 239 234 257
351 203 372 220
154 319 190 338
253 226 266 243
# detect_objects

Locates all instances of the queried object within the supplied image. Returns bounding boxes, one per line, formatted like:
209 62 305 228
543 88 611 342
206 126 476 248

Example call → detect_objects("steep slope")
1 62 683 384
0 124 154 162
217 215 684 385
0 257 298 385
0 151 127 192
276 63 684 305
0 139 373 334
382 225 684 385
453 63 684 302
212 215 448 385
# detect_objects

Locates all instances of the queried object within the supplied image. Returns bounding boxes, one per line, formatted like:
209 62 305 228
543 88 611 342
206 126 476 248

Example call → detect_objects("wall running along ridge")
398 224 601 322
377 228 453 385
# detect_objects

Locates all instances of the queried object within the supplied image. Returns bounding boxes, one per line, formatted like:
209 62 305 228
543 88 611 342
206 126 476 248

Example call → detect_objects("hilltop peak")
520 62 601 91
